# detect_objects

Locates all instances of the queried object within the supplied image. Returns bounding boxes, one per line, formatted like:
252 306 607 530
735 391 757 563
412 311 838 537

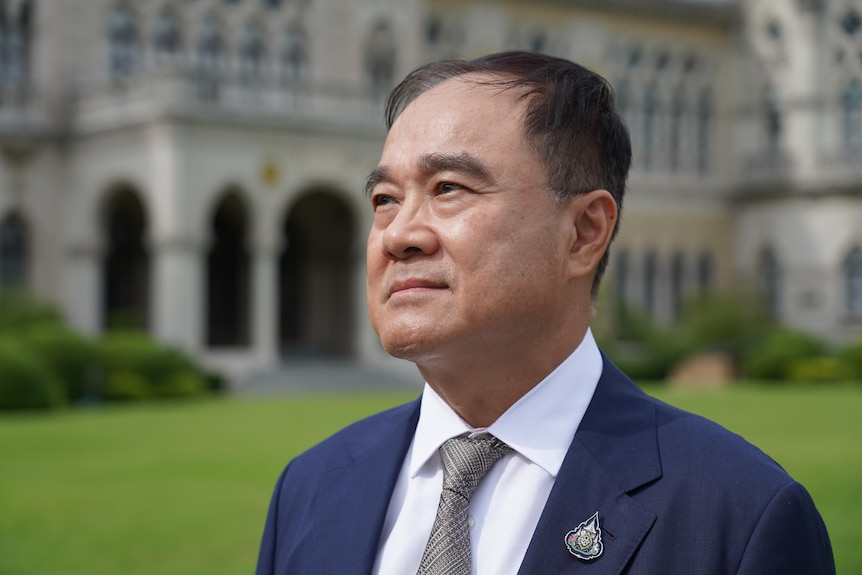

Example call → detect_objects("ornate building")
2 0 861 384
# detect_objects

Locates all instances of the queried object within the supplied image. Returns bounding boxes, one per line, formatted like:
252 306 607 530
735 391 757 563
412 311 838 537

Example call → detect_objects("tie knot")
439 435 512 500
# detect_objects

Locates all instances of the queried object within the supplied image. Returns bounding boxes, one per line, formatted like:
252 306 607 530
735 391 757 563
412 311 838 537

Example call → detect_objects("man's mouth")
388 278 448 297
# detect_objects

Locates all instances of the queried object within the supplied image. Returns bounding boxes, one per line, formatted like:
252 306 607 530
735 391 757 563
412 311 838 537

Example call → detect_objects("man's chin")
377 328 441 363
380 337 427 362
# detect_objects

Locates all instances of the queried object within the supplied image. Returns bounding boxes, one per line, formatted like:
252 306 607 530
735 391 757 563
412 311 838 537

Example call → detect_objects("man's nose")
381 199 439 260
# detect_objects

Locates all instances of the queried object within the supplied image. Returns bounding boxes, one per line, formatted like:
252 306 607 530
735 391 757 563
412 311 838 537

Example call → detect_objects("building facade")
2 0 862 384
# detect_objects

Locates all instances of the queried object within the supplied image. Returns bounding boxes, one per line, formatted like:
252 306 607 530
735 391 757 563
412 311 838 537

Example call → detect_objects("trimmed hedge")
599 303 688 380
787 356 855 383
0 292 221 409
676 294 771 355
603 336 687 381
599 294 862 385
0 338 66 410
0 290 63 330
19 324 101 401
98 331 208 400
838 339 862 379
103 371 151 401
742 331 825 381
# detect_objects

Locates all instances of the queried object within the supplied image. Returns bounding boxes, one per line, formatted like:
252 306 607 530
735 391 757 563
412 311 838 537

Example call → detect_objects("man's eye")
372 194 395 208
439 182 462 194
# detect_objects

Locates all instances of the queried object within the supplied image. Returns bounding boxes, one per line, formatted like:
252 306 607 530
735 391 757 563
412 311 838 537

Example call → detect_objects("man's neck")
416 326 589 428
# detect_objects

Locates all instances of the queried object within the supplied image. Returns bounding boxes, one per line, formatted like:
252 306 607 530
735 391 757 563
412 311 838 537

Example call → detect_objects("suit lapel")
518 357 660 574
310 399 421 575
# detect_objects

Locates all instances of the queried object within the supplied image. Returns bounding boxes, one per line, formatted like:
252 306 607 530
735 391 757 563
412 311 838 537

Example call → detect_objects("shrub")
98 332 209 399
599 305 689 380
0 290 63 331
743 330 826 380
0 292 216 404
787 356 855 383
676 294 772 354
19 324 101 402
837 339 862 380
0 338 66 410
162 372 207 398
202 370 228 394
103 371 150 401
604 336 688 381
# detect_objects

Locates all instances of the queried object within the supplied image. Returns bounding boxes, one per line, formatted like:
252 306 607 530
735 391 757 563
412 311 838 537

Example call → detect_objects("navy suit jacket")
256 356 835 574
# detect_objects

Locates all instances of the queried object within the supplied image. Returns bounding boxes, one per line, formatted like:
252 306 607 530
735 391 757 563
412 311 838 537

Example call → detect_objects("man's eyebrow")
365 166 389 197
364 152 493 197
418 152 493 183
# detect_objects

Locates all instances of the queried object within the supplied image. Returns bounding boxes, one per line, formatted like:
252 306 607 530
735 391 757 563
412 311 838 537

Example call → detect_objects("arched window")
615 79 629 118
670 251 685 319
0 2 10 82
0 0 32 88
765 86 782 155
642 83 658 170
619 49 641 150
207 192 251 347
759 247 781 320
197 13 224 74
108 2 138 79
527 31 546 53
365 20 396 91
697 250 713 294
643 250 658 317
102 188 150 330
279 191 356 356
613 249 630 335
614 249 629 305
240 21 266 79
0 211 28 288
196 13 225 99
842 9 862 37
425 16 442 46
0 2 20 84
842 79 862 151
844 247 862 317
281 23 307 83
696 88 711 174
669 87 684 172
154 7 183 62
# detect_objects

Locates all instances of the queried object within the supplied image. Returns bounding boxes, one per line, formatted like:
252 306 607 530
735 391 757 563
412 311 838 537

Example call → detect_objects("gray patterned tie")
417 434 513 575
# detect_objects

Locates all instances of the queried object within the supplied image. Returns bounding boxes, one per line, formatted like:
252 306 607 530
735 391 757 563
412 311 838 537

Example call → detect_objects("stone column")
252 240 279 367
64 242 102 336
146 121 202 351
151 237 203 353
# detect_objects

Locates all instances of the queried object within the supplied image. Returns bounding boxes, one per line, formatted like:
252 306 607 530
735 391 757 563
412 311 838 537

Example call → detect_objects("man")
256 51 834 574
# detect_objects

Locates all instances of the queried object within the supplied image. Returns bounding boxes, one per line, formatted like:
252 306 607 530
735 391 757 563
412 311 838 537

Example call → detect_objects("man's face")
365 77 576 365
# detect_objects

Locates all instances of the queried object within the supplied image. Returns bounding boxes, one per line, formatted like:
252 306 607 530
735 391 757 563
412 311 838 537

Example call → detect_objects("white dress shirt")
372 329 603 575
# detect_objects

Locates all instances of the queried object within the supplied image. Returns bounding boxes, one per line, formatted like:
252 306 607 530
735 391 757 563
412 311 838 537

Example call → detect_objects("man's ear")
567 189 618 279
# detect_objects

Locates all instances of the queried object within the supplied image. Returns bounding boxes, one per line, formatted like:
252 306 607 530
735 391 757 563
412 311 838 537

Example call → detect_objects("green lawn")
0 384 859 575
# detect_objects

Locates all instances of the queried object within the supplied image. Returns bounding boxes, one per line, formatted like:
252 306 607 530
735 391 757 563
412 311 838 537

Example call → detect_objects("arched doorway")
279 190 355 357
206 191 251 347
102 186 149 331
0 210 29 288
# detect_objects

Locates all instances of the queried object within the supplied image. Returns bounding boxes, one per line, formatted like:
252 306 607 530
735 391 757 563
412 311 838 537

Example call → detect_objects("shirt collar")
409 328 603 478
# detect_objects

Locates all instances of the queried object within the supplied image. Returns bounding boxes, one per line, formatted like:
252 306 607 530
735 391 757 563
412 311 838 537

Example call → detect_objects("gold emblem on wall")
261 160 280 186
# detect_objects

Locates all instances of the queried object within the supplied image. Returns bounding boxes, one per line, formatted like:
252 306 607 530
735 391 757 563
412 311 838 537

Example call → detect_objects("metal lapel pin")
565 511 604 561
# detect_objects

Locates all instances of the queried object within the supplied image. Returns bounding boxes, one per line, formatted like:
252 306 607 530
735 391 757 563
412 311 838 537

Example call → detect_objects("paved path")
238 358 425 395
